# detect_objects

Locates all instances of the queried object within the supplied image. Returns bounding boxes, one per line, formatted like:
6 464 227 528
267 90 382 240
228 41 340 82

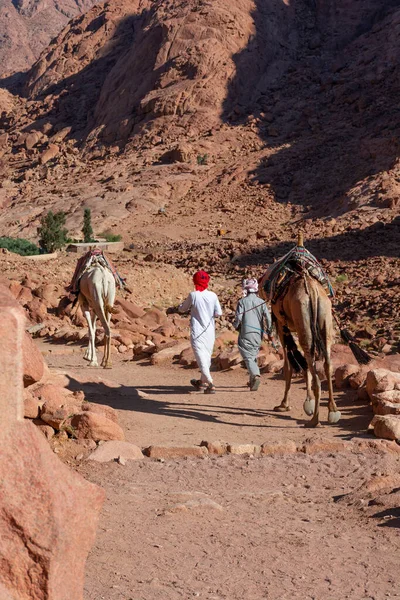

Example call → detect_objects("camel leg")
274 325 292 412
324 351 341 425
303 369 315 416
304 357 321 428
84 310 98 367
101 311 112 369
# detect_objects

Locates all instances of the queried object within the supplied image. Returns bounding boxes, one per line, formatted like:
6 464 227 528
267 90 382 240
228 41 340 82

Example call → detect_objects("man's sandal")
190 379 204 391
204 384 216 394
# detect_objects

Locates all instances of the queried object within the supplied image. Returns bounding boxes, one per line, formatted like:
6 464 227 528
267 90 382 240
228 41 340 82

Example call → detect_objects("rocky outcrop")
0 283 104 600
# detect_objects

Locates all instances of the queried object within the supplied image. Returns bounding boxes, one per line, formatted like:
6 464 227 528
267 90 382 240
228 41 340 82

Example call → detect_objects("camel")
259 240 341 427
78 258 116 368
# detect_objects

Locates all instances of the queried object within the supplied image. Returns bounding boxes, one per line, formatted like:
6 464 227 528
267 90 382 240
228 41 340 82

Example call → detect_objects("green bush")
82 208 94 243
37 211 69 253
100 231 122 242
0 237 40 256
197 153 208 165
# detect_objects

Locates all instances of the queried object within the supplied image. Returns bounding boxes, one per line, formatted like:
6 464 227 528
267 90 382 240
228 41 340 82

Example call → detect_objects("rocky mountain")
0 0 399 246
0 0 99 77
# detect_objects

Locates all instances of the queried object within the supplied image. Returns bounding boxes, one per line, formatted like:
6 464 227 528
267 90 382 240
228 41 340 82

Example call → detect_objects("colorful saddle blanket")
260 245 334 304
67 248 126 294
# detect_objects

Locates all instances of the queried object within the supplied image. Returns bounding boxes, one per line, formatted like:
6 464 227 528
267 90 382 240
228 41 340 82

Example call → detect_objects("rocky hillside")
0 0 99 77
0 0 398 344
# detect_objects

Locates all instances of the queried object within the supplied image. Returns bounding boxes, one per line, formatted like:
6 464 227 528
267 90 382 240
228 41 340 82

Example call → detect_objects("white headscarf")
242 278 259 297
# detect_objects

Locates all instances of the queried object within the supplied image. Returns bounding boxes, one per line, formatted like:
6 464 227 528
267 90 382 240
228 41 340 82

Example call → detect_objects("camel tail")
282 326 308 373
309 284 326 361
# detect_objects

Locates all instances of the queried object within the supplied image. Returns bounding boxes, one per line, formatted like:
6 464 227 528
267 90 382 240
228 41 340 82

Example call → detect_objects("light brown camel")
78 258 116 368
260 256 341 427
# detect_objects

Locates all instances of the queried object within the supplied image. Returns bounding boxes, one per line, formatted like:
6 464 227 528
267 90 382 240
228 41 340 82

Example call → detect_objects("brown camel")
260 268 341 428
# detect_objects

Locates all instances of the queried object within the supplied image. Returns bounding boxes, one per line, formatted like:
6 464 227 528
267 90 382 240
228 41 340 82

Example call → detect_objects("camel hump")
297 231 304 247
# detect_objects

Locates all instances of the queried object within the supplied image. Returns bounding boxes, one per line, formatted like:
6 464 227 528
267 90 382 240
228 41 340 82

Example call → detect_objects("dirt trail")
44 347 400 600
45 349 370 448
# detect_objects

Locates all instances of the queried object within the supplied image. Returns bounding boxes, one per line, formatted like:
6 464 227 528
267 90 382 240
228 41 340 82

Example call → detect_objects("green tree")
82 208 94 243
37 211 68 253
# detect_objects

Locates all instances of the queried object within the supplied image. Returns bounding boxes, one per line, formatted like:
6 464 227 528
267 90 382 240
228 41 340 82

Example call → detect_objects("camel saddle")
67 248 126 294
260 244 334 305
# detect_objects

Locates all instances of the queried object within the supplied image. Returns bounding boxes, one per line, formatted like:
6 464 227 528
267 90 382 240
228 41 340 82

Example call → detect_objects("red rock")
261 440 297 455
70 412 125 441
373 415 400 441
200 440 228 455
227 443 261 455
143 445 208 459
301 439 350 454
334 364 360 389
33 418 55 440
22 333 45 388
17 286 33 305
150 341 189 366
179 346 197 367
141 307 168 329
87 441 144 462
23 389 42 419
81 401 119 423
40 143 59 164
217 347 242 370
366 369 400 398
0 283 104 600
114 298 145 320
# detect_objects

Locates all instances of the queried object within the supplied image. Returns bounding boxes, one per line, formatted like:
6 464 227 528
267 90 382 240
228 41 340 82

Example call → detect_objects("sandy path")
80 452 400 600
43 346 400 600
45 348 371 448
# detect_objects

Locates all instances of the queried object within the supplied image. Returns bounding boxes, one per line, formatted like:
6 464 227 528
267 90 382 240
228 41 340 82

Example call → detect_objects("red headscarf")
193 270 210 292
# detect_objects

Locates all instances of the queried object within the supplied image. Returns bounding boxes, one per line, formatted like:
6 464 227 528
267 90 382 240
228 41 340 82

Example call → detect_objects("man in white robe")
179 270 222 394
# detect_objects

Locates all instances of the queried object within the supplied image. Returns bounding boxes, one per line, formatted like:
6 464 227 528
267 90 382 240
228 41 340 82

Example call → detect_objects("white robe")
179 290 222 384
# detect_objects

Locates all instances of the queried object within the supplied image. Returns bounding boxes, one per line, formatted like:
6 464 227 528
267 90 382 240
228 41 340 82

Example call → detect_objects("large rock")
70 412 125 441
371 390 400 416
0 283 104 600
114 298 145 320
366 368 400 398
1 421 104 600
22 332 45 387
334 364 360 389
373 415 400 441
87 441 144 462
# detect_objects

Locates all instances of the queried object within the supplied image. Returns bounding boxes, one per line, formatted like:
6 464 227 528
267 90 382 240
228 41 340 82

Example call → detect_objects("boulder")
179 346 197 367
141 307 168 329
70 412 125 441
150 341 189 366
200 440 228 455
371 390 400 416
261 440 297 455
217 348 242 370
0 283 104 600
334 364 360 389
366 369 400 398
22 333 45 388
373 415 400 441
114 298 145 320
87 441 144 462
81 401 119 424
40 143 59 164
23 389 43 419
143 445 208 459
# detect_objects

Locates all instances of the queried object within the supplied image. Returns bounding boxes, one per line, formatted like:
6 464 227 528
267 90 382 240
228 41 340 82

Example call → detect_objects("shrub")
100 231 122 242
37 211 69 253
0 237 40 256
335 273 348 284
82 208 94 243
197 153 208 165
